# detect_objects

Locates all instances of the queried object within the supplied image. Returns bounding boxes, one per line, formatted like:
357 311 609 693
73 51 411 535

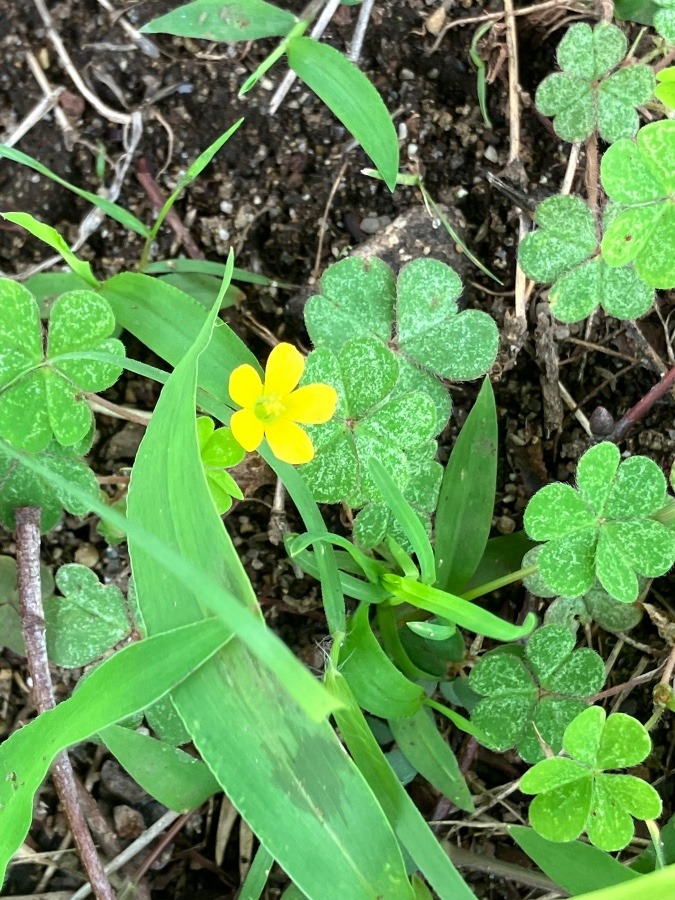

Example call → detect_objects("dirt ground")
1 0 674 897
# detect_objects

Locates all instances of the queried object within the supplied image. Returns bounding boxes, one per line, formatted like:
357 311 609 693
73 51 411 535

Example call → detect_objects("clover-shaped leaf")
0 436 100 532
654 0 675 43
304 257 498 424
601 120 675 288
524 442 675 603
0 280 125 452
353 443 442 549
518 196 654 323
44 564 131 667
0 555 55 655
535 23 655 143
469 625 605 763
300 336 438 510
196 416 244 515
520 706 661 850
656 67 675 108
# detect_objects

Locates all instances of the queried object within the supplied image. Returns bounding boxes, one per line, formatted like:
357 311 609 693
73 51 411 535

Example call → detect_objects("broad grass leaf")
435 378 497 592
141 0 298 40
0 618 230 884
100 723 221 811
287 37 399 191
128 292 412 897
509 825 639 894
389 708 474 812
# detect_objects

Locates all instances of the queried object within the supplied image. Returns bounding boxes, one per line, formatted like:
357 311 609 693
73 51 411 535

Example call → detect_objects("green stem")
461 565 538 602
653 499 675 527
376 605 431 681
644 707 664 732
646 820 666 870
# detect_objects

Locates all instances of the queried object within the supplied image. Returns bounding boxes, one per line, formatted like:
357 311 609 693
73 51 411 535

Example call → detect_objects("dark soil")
1 1 674 897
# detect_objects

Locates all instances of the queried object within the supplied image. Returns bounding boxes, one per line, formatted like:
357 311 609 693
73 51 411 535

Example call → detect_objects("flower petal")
264 342 305 397
230 408 265 452
285 384 338 424
229 364 263 408
265 419 315 464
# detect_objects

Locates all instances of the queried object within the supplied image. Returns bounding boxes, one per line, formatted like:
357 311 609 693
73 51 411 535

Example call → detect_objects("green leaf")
544 580 643 634
0 438 99 532
519 195 598 284
435 378 497 592
0 282 124 452
0 555 54 655
389 707 474 812
44 564 131 667
0 144 150 237
520 706 662 851
100 723 221 811
144 694 191 746
601 120 675 288
655 5 675 42
140 0 298 40
327 663 476 900
286 37 399 192
549 257 654 323
534 23 653 143
469 626 604 762
0 617 231 884
510 825 639 893
340 603 424 719
1 212 98 286
614 0 657 26
197 416 244 514
656 66 675 108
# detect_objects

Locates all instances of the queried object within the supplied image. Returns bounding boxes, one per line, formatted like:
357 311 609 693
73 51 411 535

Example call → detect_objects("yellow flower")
228 342 338 465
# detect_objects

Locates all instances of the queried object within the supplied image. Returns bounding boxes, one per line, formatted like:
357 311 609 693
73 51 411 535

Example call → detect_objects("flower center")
254 394 286 424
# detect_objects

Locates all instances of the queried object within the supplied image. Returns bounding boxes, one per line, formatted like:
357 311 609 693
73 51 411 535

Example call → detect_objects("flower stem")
460 565 538 602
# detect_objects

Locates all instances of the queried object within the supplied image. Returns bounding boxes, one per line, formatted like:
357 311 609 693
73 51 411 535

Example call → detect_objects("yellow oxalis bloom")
229 342 338 465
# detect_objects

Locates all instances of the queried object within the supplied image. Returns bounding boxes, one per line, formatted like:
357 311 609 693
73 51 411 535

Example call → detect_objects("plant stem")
608 364 675 443
653 498 675 527
15 507 115 900
646 820 666 869
461 565 538 602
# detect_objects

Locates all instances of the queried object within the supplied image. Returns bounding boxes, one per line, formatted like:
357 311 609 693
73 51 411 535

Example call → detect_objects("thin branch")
15 507 115 900
348 0 375 62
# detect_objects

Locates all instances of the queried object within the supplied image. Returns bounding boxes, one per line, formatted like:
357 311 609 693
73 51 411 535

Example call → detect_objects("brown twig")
587 665 664 702
15 507 115 900
608 364 675 443
136 158 204 260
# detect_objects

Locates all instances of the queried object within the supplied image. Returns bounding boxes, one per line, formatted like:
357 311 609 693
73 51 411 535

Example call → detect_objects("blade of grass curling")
509 826 638 894
435 378 498 593
128 278 412 898
101 272 347 635
0 144 151 237
1 212 98 286
0 618 229 884
369 458 436 585
326 661 477 900
286 37 399 191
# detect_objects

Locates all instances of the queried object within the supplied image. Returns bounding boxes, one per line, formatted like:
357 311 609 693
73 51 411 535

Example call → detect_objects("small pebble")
74 543 99 568
359 216 381 235
484 145 499 163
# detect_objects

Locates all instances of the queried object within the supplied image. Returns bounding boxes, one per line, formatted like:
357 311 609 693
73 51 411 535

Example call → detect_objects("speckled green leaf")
535 24 649 143
588 775 661 851
353 503 390 548
44 564 130 667
537 530 598 598
601 518 675 586
576 441 619 513
545 583 642 634
601 121 675 288
342 337 399 417
519 196 597 284
524 483 596 540
470 693 536 751
655 7 675 42
549 257 654 323
305 258 396 352
522 707 660 850
604 455 666 518
0 438 99 533
557 23 626 81
394 356 451 425
527 773 593 843
518 698 587 764
596 711 652 769
0 284 124 452
526 625 604 697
